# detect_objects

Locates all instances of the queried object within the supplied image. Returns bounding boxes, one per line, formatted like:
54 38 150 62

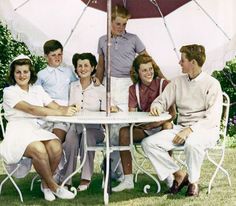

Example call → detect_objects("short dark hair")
130 54 160 84
180 44 206 67
72 53 97 76
8 59 37 85
43 39 63 55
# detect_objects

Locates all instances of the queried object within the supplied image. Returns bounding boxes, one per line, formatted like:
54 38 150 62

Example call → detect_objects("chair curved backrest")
205 92 231 194
219 92 230 147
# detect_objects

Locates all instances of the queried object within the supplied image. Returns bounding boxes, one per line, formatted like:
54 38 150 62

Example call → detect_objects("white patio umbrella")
78 0 236 114
0 0 235 78
0 0 236 113
1 0 235 116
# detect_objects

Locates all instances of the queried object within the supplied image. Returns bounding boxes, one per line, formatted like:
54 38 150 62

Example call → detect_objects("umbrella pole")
104 3 112 205
106 0 111 117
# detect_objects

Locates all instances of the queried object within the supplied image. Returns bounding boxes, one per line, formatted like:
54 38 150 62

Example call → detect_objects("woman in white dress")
0 54 79 201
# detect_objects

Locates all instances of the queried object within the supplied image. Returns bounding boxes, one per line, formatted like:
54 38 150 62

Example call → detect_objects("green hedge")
212 59 236 138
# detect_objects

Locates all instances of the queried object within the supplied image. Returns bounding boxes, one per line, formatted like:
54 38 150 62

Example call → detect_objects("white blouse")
69 80 106 111
3 84 52 121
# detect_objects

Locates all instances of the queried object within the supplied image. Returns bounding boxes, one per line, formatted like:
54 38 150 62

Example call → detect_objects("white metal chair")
134 92 231 194
173 92 232 194
0 103 38 202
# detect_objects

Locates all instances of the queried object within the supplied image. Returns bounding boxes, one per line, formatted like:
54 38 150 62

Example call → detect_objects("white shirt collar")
75 80 95 91
14 83 33 93
47 65 64 73
187 71 205 82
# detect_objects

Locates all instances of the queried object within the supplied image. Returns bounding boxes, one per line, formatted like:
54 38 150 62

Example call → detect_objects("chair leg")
132 146 161 193
30 174 39 191
206 150 231 194
134 158 146 183
112 158 121 177
0 162 24 202
134 145 149 183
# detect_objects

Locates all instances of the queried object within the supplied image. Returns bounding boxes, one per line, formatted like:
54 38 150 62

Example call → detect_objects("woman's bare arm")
14 101 78 117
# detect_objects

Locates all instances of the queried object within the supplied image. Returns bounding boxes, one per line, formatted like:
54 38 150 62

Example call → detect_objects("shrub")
212 59 236 137
0 21 46 102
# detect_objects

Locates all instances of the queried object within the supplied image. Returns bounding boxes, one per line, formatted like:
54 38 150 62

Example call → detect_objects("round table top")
45 111 171 124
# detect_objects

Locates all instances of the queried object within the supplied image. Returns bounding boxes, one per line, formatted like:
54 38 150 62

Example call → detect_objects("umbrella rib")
149 0 180 60
64 0 93 47
192 0 231 41
14 0 31 11
123 0 127 7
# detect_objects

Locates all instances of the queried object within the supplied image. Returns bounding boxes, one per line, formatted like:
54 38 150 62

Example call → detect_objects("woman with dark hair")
57 53 118 191
112 54 176 192
0 54 78 201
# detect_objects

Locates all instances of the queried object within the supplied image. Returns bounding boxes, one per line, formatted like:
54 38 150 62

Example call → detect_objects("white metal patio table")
45 111 171 205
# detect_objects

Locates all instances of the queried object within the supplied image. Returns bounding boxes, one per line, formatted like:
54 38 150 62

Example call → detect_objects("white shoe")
77 184 89 192
112 180 134 192
40 184 56 201
53 187 75 199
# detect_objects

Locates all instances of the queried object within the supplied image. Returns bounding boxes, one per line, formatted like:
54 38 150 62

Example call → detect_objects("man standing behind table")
96 4 165 109
142 44 222 197
96 4 166 180
36 40 78 142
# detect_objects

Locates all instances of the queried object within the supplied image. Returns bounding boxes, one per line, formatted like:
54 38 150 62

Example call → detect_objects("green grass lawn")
0 148 235 206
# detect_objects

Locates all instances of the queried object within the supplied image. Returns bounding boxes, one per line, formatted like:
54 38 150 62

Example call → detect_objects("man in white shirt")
142 44 222 197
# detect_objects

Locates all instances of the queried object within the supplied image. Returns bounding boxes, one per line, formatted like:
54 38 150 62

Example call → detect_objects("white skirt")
0 119 58 164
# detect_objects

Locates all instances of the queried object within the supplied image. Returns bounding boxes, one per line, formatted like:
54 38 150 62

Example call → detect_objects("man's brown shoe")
169 174 189 194
186 183 199 197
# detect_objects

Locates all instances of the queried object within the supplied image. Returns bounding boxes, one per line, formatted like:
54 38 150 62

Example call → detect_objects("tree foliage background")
0 21 235 140
212 60 236 139
0 22 46 102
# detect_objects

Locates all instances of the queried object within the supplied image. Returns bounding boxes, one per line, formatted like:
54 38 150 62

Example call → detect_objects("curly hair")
130 54 160 84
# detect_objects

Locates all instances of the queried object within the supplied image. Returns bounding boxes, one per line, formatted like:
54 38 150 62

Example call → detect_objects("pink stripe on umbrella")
80 0 191 18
